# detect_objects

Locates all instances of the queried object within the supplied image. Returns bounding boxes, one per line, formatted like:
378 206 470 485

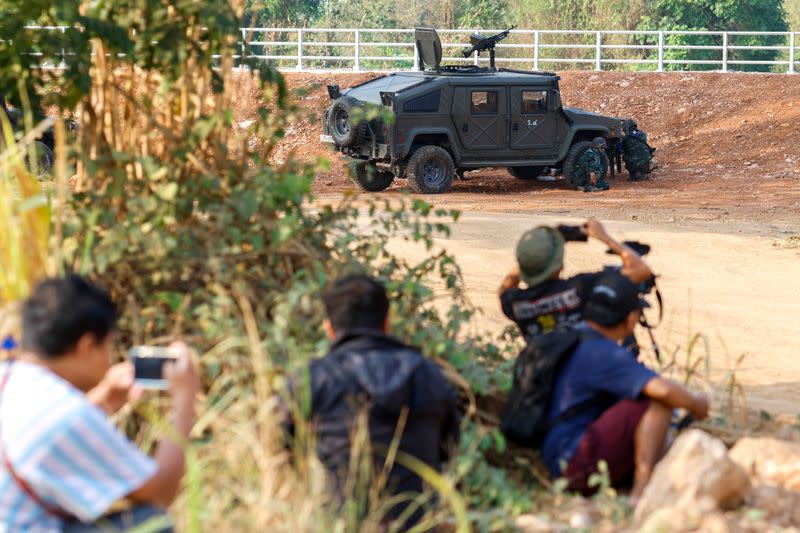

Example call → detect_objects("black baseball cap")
583 272 649 327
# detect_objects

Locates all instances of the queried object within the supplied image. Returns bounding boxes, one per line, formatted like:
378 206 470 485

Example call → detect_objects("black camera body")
556 225 588 242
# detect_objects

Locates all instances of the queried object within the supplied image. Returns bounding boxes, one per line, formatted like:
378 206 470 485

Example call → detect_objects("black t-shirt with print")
500 272 604 339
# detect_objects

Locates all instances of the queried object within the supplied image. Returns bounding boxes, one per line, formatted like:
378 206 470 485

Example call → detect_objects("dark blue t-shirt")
541 327 658 476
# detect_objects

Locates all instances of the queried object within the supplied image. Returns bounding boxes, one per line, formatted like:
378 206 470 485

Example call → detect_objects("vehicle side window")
521 90 547 114
471 91 498 114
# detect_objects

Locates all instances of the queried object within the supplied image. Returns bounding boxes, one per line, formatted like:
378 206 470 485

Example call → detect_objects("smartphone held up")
128 346 178 390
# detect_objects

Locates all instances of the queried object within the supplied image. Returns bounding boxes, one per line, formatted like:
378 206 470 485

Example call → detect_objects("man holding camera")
0 275 199 532
499 218 652 341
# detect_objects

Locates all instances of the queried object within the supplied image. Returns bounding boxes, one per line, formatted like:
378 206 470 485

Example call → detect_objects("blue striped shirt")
0 361 157 532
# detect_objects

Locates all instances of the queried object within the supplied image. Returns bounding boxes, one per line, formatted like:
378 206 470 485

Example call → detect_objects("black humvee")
321 27 639 194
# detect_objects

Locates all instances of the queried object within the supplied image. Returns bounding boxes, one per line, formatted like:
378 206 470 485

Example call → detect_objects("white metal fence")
18 26 800 74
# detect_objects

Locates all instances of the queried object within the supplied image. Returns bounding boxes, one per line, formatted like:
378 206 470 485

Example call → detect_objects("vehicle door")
452 87 507 151
509 87 561 155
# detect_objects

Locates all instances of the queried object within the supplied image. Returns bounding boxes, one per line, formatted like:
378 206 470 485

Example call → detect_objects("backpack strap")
544 397 595 432
543 329 603 432
0 361 76 521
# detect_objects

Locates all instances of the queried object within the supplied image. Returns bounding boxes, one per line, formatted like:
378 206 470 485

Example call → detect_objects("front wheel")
562 141 609 188
345 159 394 192
406 146 455 194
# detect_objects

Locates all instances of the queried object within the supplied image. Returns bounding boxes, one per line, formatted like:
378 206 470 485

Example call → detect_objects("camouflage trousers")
573 151 608 191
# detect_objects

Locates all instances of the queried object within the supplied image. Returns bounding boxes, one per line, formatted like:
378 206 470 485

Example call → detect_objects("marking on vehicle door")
526 120 538 127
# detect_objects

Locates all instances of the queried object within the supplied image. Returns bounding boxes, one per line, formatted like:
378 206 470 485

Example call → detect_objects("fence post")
790 32 796 74
595 31 602 71
240 28 247 71
353 29 361 72
296 29 303 70
533 30 539 71
722 31 728 72
658 31 664 72
60 27 67 69
413 34 420 70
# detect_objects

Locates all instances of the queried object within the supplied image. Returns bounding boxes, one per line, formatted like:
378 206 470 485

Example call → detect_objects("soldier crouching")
571 138 610 193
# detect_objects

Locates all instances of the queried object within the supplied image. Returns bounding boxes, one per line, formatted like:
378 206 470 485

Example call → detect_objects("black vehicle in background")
321 27 643 194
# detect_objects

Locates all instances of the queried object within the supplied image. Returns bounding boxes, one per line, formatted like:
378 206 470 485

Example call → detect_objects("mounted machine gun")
461 26 516 69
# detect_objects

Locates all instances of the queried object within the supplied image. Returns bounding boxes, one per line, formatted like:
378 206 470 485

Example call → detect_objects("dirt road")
363 207 800 417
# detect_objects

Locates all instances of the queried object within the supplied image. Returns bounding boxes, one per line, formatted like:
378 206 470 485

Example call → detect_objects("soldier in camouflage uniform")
571 137 609 192
621 120 655 181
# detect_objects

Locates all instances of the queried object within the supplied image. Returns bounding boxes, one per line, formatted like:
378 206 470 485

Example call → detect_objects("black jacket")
286 329 460 518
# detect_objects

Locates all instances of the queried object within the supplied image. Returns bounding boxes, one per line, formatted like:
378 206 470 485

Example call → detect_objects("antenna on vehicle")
461 26 516 69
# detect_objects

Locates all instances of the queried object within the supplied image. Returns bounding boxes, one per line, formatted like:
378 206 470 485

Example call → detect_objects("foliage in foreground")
0 0 530 529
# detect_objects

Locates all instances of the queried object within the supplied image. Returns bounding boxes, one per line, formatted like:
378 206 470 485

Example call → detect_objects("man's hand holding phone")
129 341 200 442
162 342 201 406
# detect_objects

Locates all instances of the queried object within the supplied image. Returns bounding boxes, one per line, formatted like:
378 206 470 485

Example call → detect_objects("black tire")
345 159 394 192
509 166 546 180
562 141 609 188
406 145 456 194
327 96 366 147
25 141 55 176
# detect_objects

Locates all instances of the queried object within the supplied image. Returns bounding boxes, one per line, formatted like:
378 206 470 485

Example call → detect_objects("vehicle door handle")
512 123 519 131
462 123 469 132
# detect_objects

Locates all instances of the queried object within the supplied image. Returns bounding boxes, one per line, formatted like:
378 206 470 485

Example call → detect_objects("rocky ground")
511 430 800 532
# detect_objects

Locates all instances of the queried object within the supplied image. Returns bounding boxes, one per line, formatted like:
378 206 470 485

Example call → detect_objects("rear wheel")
509 166 546 180
562 141 609 188
345 159 394 192
406 146 455 194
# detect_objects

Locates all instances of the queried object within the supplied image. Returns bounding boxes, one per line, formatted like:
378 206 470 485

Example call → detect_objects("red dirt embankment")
267 71 800 224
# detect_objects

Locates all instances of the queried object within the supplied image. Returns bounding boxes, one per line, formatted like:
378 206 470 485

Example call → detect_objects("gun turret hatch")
415 27 442 71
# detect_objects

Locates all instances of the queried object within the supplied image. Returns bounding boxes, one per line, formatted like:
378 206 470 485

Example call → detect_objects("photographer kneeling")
0 276 200 532
499 218 652 340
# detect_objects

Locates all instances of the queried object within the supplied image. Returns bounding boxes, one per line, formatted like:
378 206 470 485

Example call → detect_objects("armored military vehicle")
320 27 638 194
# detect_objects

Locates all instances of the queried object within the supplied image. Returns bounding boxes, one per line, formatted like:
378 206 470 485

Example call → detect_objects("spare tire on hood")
327 96 367 147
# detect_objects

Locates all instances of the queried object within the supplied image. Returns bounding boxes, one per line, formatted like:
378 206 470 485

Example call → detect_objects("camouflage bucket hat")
515 226 565 286
592 137 607 149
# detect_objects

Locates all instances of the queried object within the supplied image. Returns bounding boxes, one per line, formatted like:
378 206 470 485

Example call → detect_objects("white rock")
569 511 592 529
729 437 800 491
634 430 750 525
514 513 555 532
